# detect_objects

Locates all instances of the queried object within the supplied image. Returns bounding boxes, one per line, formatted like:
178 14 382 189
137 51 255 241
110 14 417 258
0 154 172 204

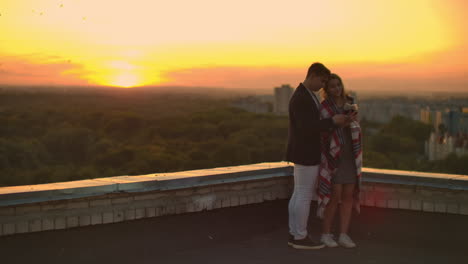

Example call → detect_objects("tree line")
0 90 466 187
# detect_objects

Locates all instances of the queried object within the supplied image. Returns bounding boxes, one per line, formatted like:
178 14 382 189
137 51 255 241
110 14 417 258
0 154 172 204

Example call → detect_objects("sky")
0 0 467 93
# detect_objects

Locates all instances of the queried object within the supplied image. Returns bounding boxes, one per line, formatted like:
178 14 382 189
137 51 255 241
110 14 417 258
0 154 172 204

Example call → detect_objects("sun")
111 73 140 88
89 62 160 88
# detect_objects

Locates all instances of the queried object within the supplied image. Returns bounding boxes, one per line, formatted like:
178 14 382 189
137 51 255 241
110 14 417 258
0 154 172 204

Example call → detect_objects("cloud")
163 66 305 90
162 53 468 94
1 47 466 95
0 54 91 86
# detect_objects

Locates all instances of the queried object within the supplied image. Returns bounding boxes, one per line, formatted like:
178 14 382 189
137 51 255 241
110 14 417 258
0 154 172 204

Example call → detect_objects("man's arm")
291 98 335 132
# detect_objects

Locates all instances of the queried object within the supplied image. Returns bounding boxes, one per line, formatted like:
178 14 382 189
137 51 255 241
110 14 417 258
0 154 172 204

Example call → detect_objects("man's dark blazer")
285 83 335 166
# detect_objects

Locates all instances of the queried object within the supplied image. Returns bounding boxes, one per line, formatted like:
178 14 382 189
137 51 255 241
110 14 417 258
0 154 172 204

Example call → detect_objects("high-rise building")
461 108 468 134
348 91 358 104
231 96 272 114
420 107 432 124
421 107 465 135
425 132 467 161
359 100 420 123
274 84 294 115
441 108 461 135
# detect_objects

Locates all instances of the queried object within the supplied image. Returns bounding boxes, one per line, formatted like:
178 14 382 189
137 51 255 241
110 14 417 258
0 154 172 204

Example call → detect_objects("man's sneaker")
288 234 294 246
320 233 338 248
338 233 356 248
290 236 325 250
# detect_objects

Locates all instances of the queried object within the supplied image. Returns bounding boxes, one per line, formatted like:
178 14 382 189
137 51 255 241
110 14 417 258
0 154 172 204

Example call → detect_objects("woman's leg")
339 183 355 234
322 184 342 234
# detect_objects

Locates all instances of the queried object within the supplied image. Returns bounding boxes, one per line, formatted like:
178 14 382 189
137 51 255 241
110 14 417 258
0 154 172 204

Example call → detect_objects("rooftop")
1 200 467 264
0 163 467 264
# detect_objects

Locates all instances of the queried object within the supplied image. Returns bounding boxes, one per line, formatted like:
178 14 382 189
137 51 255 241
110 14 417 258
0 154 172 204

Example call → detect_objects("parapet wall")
1 162 467 236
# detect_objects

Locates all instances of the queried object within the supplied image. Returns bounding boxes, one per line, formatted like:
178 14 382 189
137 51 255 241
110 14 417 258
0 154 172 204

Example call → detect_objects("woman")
316 73 362 248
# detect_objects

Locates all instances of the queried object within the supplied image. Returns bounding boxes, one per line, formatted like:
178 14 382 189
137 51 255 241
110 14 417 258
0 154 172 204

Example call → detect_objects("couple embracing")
286 63 362 250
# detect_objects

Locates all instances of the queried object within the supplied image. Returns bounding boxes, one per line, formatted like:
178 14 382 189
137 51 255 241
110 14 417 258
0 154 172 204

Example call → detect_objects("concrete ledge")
0 162 292 207
0 162 467 237
362 168 468 190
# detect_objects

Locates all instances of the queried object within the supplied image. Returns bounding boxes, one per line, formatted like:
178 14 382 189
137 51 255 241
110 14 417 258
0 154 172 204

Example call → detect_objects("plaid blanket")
316 98 363 218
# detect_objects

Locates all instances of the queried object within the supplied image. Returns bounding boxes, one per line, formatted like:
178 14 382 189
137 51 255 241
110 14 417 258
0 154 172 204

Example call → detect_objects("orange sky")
0 0 467 92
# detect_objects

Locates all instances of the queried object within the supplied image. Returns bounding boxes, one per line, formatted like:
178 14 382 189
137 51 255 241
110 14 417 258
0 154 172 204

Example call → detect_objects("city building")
231 96 272 114
422 107 467 135
274 84 294 116
359 100 420 123
461 108 468 133
442 108 461 135
425 132 468 161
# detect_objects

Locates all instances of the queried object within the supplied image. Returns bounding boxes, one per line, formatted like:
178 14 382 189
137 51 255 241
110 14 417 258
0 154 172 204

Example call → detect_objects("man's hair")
306 62 331 79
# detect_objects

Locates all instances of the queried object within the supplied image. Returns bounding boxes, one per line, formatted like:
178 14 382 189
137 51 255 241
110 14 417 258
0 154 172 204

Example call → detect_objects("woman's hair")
321 73 350 102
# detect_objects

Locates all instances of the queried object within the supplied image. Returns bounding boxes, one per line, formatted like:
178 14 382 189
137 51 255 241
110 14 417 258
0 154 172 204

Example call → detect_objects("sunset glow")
0 0 467 91
108 73 139 88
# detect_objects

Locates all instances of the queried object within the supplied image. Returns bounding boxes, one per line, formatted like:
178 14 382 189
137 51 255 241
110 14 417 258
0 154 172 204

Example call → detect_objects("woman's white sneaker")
320 234 338 248
338 233 356 248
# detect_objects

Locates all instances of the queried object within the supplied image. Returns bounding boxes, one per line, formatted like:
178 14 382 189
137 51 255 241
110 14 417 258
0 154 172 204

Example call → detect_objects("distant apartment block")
461 108 468 133
348 91 358 103
425 132 468 161
359 101 420 123
274 84 294 116
421 107 468 135
231 96 272 114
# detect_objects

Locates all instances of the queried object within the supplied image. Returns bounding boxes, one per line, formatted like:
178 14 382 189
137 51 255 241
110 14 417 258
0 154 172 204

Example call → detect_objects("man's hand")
332 114 350 127
333 111 358 127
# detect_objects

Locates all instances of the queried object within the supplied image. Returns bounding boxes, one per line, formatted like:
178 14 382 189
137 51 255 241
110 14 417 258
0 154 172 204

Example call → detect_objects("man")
286 63 350 249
